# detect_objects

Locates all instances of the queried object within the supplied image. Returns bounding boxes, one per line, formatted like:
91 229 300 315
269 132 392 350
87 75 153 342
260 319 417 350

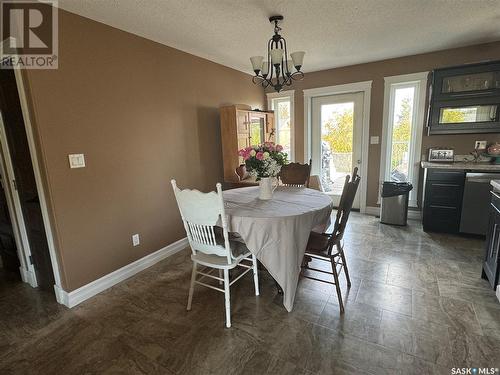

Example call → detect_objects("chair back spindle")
171 180 233 264
330 167 361 248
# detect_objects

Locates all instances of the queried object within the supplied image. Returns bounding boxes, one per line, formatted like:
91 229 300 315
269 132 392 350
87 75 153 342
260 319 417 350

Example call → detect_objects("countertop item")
482 153 500 164
487 142 500 155
421 161 500 171
491 180 500 191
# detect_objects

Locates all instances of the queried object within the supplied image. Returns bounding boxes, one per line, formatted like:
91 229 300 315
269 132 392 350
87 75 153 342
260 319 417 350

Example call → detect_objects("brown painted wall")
282 41 500 208
23 10 265 291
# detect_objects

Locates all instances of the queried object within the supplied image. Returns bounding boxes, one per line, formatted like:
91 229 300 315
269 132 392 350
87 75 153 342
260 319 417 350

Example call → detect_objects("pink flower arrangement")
237 142 288 179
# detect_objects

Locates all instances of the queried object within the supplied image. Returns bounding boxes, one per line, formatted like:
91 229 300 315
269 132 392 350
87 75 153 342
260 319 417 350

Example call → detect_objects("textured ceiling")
58 0 500 74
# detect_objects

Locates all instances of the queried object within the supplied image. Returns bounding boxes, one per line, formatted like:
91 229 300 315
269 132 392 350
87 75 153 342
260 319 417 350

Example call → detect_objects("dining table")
222 186 333 312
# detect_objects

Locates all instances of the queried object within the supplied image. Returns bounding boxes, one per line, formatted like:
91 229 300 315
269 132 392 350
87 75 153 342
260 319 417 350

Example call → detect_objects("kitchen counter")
421 161 500 171
491 180 500 191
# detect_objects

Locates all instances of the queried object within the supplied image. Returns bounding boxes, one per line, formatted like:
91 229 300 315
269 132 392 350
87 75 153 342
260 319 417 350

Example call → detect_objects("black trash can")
380 182 413 226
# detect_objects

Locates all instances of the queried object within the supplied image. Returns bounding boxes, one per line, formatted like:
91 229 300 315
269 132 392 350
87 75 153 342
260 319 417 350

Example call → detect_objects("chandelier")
250 15 305 92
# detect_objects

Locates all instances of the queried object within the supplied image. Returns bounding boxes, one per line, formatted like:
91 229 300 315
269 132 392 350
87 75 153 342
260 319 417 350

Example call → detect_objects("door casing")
311 92 364 208
0 37 63 300
304 81 372 213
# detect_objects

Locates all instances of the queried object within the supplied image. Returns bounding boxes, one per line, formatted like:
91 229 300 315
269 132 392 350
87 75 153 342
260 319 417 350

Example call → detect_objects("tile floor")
0 213 499 374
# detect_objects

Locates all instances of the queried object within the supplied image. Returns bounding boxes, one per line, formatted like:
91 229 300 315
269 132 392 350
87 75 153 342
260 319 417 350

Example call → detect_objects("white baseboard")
364 206 380 217
19 266 37 288
54 237 189 308
365 206 422 221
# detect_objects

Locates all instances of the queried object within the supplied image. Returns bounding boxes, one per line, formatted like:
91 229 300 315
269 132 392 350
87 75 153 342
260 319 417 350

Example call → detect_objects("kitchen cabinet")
427 60 500 135
422 169 465 233
483 189 500 289
220 105 275 183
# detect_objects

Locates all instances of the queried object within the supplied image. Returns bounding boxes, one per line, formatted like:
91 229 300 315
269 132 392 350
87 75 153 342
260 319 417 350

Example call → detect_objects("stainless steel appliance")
428 148 454 162
460 172 500 235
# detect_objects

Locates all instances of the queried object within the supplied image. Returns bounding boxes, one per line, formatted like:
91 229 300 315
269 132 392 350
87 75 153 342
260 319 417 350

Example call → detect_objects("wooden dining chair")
300 167 360 313
171 180 259 328
235 164 250 181
279 159 312 187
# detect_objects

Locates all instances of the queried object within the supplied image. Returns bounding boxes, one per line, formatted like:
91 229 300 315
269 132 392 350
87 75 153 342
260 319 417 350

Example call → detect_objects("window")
380 72 428 207
267 90 294 161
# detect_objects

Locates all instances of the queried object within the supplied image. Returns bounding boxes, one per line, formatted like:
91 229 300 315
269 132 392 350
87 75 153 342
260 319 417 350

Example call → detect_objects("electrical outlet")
132 234 140 246
475 140 487 150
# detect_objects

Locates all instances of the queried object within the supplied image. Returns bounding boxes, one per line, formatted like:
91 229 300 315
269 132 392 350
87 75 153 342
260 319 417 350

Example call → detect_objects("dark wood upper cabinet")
427 60 500 135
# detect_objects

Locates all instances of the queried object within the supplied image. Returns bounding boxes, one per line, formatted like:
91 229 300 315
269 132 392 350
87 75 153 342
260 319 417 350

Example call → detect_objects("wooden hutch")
220 105 275 184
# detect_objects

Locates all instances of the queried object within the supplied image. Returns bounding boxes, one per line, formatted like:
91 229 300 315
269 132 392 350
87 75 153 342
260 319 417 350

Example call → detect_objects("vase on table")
259 177 277 200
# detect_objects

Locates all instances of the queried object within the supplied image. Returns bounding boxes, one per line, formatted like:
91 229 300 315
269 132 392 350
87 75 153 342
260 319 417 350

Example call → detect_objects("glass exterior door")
311 92 364 208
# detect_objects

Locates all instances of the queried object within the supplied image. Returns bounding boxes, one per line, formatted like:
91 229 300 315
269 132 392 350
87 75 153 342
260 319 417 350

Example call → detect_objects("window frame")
379 72 428 208
267 90 295 161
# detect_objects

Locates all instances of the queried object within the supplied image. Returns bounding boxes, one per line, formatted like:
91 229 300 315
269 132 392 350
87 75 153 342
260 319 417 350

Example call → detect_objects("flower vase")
259 177 277 200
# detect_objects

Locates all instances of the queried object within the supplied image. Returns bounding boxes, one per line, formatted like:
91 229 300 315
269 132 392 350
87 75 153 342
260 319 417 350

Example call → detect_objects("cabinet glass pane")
439 105 498 124
249 118 264 145
442 71 500 94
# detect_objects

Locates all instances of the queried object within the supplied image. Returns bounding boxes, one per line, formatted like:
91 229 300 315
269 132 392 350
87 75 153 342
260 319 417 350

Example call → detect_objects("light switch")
370 136 379 145
68 154 85 169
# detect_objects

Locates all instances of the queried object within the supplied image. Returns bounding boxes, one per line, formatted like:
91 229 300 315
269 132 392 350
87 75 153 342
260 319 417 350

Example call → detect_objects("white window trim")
379 72 428 208
303 81 372 214
267 90 295 161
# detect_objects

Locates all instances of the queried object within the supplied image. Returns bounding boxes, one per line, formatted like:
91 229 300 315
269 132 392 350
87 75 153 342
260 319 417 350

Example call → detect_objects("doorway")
0 68 55 293
0 152 21 284
311 92 364 208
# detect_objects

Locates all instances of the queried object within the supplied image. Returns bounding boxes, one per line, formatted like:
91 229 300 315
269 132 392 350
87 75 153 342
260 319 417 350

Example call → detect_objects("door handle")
357 160 361 164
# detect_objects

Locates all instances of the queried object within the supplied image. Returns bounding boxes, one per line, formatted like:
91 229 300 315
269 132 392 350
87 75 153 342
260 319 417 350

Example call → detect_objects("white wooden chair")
171 180 259 328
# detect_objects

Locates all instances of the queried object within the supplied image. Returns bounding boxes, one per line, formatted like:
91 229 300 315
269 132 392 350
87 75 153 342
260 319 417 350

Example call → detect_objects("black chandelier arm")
265 37 273 79
277 38 285 77
252 75 264 85
280 36 292 76
252 74 273 89
290 70 304 81
283 73 293 87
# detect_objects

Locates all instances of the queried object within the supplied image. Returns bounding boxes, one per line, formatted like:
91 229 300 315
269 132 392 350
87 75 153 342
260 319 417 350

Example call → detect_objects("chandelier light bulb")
291 51 305 70
250 56 264 73
270 49 284 66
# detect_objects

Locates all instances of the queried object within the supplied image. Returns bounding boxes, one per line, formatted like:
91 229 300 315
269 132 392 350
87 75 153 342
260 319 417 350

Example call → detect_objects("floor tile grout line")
308 318 443 368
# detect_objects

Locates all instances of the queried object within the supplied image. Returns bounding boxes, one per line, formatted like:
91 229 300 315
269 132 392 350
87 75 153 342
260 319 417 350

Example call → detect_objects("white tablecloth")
222 186 333 311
